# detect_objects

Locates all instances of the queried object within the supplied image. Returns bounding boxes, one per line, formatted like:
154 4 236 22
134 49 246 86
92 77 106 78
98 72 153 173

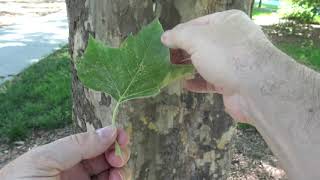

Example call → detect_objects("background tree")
258 0 263 8
66 0 253 179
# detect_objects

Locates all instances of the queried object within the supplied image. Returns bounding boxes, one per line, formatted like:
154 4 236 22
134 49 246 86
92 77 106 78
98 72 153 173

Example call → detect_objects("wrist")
237 40 297 123
235 38 285 95
242 45 320 180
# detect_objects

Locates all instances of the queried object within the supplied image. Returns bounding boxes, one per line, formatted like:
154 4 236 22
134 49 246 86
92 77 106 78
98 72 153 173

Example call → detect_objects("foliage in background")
0 46 71 142
252 0 320 24
283 0 320 24
292 0 320 15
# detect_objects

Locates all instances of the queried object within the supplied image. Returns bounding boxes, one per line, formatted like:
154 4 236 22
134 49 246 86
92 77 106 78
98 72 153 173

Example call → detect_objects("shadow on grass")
279 42 320 71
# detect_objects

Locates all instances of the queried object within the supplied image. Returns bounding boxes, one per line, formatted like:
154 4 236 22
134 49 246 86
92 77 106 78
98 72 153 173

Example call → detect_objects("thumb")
32 126 117 171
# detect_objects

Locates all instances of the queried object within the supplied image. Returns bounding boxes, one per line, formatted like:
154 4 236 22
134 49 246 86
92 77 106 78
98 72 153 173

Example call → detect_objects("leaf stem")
111 101 122 157
112 101 121 126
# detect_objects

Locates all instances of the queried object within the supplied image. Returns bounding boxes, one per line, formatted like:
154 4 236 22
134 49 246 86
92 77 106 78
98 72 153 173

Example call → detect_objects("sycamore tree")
66 0 253 179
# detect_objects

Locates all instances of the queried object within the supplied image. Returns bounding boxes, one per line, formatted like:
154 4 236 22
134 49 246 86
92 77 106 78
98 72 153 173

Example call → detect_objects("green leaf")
76 19 194 104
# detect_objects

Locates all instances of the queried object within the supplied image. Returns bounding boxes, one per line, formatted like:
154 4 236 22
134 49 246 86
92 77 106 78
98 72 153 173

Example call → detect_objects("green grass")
253 3 279 17
278 42 320 71
0 46 72 142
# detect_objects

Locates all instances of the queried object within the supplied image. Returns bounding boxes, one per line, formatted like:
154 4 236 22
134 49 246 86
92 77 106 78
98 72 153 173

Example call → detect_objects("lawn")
278 42 320 71
252 3 279 17
0 46 71 142
252 0 320 24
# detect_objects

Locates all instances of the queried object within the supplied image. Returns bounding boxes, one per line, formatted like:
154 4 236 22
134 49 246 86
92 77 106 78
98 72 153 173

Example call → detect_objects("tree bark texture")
66 0 251 179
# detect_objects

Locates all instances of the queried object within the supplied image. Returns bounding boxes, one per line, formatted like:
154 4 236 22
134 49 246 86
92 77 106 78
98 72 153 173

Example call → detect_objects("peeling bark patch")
159 0 181 30
208 95 234 139
71 61 102 131
138 160 152 179
99 94 111 106
157 128 186 180
182 93 194 110
144 103 157 122
70 61 87 132
217 127 236 150
66 0 90 58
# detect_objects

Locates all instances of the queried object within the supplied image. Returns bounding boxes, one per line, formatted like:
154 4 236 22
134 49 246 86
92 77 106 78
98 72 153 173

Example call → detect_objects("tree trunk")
250 0 256 18
66 0 251 179
259 0 262 8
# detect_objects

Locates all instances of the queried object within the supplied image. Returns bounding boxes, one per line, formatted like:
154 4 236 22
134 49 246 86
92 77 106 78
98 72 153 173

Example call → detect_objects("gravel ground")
228 127 287 180
0 125 74 169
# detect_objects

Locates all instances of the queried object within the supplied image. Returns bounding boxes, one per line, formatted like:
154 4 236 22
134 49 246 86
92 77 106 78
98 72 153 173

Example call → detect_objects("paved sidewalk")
0 0 68 84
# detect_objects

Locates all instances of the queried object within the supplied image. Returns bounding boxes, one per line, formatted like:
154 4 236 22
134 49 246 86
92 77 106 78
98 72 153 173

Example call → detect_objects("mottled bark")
66 0 251 179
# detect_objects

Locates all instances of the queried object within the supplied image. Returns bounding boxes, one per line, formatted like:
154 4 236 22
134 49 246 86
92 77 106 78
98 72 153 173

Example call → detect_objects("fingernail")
96 126 117 139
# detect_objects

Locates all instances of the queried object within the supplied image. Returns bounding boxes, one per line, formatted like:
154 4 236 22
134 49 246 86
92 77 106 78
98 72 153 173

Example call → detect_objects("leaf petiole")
112 101 121 126
115 141 122 156
111 101 122 156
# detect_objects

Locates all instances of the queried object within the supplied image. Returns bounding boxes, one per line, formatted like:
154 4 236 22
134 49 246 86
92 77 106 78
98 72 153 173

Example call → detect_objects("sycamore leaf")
76 20 194 104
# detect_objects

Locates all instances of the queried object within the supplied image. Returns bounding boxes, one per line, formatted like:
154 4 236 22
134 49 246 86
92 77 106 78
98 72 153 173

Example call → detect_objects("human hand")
0 126 131 180
163 10 320 180
162 10 273 124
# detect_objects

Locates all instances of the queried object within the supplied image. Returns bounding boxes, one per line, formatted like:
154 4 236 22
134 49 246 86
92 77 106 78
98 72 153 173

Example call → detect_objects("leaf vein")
118 35 156 102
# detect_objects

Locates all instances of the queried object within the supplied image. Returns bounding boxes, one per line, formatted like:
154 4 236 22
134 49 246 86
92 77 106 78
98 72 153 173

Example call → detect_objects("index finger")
161 23 198 53
161 18 212 54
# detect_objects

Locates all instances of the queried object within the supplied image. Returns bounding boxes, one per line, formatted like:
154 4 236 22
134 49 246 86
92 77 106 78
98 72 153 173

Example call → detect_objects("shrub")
283 0 320 24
